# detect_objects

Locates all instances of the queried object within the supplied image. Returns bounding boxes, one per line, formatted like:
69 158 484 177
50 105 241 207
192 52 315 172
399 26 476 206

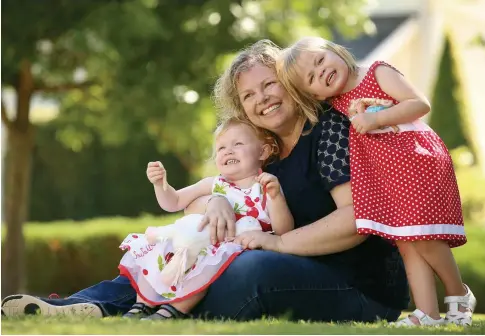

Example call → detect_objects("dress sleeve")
317 109 351 191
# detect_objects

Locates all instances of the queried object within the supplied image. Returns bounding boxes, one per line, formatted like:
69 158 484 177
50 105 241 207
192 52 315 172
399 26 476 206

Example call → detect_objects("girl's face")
236 63 297 135
295 49 350 100
215 123 269 181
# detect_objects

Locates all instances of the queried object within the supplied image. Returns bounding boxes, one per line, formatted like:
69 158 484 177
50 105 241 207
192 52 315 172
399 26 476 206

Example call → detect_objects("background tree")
1 0 368 296
429 36 474 153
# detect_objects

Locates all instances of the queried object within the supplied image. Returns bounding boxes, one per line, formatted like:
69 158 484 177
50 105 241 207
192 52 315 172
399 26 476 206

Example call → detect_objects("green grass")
2 217 484 334
2 315 485 335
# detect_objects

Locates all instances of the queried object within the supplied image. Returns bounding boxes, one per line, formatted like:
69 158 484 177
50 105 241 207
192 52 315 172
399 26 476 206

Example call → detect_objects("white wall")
365 0 423 16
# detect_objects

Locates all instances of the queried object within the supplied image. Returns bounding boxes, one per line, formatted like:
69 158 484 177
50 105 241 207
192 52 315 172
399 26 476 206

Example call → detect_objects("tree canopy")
3 0 369 171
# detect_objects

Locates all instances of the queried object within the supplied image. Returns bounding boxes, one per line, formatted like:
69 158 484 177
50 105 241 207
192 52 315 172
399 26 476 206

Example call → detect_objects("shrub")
451 147 485 223
2 215 484 313
28 123 190 222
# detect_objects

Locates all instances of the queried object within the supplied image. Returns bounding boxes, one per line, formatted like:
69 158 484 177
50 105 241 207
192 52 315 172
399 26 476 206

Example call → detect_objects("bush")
28 123 190 222
451 147 485 223
429 36 474 154
2 215 484 313
1 214 180 296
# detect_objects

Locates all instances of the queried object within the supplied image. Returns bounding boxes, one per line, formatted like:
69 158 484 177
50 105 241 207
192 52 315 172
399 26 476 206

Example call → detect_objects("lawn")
2 315 485 335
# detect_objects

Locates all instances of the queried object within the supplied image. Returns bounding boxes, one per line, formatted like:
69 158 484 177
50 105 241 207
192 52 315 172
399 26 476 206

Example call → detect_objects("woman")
2 40 409 322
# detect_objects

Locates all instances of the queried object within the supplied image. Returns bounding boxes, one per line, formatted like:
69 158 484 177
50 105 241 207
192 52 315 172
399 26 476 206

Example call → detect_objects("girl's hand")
233 230 282 252
350 112 381 134
256 172 281 199
146 161 167 187
197 196 236 244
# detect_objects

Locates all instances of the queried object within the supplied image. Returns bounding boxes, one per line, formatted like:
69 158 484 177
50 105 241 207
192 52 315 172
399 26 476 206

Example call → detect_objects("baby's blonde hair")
276 36 358 118
212 117 279 167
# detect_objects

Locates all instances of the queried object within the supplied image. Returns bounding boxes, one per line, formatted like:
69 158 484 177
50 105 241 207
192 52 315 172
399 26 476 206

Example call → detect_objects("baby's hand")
146 161 167 189
256 172 281 199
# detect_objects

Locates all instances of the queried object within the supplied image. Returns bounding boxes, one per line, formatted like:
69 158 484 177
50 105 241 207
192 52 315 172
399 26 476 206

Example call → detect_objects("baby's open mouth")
225 159 239 165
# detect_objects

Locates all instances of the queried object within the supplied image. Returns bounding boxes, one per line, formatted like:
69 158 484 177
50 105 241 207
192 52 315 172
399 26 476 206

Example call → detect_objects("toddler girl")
118 118 294 320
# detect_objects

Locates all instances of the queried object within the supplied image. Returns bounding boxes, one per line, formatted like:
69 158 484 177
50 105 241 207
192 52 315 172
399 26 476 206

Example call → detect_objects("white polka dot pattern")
331 61 466 248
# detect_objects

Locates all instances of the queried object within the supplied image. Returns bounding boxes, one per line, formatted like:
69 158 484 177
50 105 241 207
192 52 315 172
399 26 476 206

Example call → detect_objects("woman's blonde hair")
276 36 358 118
213 39 319 127
212 117 279 167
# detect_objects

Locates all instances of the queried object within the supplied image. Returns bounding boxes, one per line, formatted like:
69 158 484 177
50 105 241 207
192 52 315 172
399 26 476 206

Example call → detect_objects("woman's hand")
233 230 283 252
197 196 236 244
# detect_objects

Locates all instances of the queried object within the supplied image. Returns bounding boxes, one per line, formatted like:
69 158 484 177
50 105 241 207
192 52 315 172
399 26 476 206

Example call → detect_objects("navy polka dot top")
265 103 409 310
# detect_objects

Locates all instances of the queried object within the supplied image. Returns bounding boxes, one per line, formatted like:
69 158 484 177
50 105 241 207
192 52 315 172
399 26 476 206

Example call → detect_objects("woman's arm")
277 182 365 255
234 182 366 255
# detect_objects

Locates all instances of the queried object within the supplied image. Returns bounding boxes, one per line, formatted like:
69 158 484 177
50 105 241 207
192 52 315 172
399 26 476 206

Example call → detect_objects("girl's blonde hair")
276 36 358 118
212 117 279 167
213 39 319 127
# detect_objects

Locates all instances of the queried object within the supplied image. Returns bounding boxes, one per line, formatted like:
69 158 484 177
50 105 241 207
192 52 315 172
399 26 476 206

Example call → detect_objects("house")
333 0 485 172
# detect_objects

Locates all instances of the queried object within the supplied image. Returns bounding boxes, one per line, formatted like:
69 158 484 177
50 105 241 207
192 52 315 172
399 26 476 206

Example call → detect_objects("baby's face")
295 49 350 100
215 123 263 181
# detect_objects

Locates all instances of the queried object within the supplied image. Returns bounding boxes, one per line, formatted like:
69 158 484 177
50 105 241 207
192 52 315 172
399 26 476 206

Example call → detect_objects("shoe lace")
48 293 60 299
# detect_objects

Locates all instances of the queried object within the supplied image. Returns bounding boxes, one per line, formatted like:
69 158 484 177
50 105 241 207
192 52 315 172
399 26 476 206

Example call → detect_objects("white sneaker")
445 284 477 326
392 309 445 327
1 294 103 318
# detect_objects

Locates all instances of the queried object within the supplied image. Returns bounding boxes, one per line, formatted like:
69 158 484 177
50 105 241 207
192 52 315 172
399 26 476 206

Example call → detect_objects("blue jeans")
68 250 402 322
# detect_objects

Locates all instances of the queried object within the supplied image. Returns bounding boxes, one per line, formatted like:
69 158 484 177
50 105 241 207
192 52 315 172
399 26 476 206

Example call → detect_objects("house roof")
333 14 414 60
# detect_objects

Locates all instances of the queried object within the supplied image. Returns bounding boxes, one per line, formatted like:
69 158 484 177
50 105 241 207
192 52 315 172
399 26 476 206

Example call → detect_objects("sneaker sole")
1 294 103 318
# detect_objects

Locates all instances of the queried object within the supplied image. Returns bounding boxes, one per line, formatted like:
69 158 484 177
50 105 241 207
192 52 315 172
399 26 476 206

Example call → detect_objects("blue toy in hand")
349 98 399 133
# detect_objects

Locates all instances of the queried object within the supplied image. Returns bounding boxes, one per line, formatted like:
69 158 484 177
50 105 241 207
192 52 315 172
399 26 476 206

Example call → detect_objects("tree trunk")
1 60 35 297
1 126 35 297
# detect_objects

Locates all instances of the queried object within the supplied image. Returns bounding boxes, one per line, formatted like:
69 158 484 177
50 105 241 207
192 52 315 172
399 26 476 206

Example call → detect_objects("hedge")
2 215 484 313
429 36 474 154
28 123 190 222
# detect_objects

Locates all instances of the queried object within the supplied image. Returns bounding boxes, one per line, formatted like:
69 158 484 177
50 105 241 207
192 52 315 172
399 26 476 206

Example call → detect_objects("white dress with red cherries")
330 61 466 247
118 175 271 305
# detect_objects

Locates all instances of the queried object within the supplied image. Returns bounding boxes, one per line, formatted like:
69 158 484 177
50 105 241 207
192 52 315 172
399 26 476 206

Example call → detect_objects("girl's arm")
373 65 431 127
155 177 214 212
267 193 294 235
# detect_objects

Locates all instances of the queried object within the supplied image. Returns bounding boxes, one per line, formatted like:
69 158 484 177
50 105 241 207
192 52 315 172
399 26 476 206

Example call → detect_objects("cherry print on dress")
247 207 259 218
244 196 255 207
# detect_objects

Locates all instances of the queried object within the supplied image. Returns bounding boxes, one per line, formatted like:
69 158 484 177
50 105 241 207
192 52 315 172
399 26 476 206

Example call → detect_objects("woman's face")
236 63 296 135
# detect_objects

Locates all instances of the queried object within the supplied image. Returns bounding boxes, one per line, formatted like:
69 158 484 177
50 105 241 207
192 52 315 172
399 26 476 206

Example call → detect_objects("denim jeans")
68 250 402 322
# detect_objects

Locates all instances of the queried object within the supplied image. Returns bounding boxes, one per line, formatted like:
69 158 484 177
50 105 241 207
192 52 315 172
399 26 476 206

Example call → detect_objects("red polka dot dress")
331 61 466 247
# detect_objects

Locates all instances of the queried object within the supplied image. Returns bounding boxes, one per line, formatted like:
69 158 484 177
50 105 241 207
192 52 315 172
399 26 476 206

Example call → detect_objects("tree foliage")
429 36 473 153
5 0 370 169
1 0 368 295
